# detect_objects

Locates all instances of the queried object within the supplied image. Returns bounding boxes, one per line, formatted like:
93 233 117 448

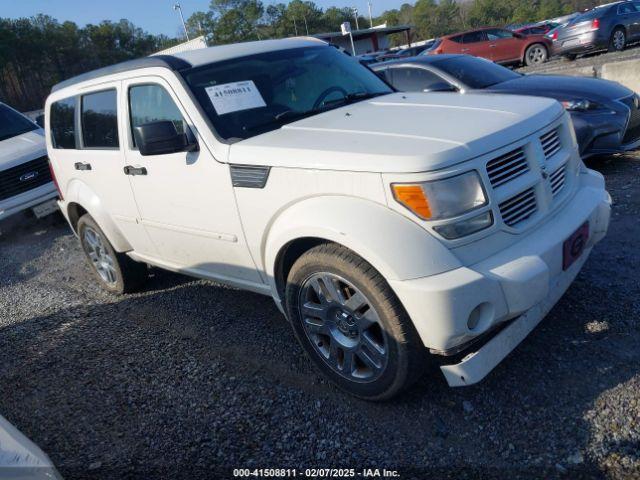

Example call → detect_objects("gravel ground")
0 154 639 480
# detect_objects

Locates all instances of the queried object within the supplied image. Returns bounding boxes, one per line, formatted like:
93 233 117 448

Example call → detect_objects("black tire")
77 214 147 294
524 43 548 66
609 27 626 52
285 243 426 401
562 53 577 61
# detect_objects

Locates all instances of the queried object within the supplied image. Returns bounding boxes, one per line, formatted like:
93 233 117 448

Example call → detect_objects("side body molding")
63 179 133 252
263 196 462 302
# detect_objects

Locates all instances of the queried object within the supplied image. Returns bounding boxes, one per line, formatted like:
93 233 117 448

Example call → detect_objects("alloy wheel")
613 30 625 50
299 272 388 382
83 226 117 286
527 46 546 64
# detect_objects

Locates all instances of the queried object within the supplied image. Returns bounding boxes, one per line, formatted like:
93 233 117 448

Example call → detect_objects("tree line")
1 0 606 112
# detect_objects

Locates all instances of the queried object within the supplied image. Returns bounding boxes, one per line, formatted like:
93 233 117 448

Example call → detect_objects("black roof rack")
50 55 192 93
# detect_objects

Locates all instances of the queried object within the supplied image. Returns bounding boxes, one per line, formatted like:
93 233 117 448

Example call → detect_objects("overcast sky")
4 0 406 36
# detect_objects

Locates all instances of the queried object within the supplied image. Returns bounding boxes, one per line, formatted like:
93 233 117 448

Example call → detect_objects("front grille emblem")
19 171 39 182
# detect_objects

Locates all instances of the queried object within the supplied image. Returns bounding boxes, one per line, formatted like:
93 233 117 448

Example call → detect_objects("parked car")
515 22 559 36
0 102 58 222
426 27 551 66
46 38 610 400
372 55 640 158
375 42 434 62
551 1 640 59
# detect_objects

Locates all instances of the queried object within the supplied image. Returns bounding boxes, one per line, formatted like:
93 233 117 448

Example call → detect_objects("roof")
313 25 411 41
51 37 326 94
371 54 462 69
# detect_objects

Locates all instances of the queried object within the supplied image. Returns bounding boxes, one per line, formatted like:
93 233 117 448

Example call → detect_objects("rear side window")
449 35 463 44
50 98 76 149
462 31 487 43
618 3 636 14
81 89 119 149
128 84 186 148
391 68 447 92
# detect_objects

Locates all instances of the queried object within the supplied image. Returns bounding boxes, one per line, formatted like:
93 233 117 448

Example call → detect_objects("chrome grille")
550 166 566 197
540 128 561 159
0 155 52 202
499 187 537 227
486 147 529 188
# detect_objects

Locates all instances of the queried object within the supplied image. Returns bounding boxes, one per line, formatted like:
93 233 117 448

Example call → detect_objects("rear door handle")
74 162 92 171
123 165 147 176
489 44 497 48
461 48 470 52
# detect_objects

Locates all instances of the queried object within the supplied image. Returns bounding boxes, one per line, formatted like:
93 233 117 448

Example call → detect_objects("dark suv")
551 1 640 59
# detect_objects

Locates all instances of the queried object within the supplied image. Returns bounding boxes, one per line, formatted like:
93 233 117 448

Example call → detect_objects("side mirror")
423 82 457 93
133 120 198 156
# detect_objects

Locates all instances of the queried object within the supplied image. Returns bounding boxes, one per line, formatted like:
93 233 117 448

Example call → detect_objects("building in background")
313 24 412 55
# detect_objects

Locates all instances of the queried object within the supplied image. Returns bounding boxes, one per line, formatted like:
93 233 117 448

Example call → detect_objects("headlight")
561 99 602 111
391 171 487 220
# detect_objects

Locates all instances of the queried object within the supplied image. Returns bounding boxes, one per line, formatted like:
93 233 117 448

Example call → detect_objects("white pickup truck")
0 103 58 222
45 38 610 400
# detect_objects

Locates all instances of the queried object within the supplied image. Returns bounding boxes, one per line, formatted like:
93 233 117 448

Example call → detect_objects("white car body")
45 38 611 389
0 104 56 221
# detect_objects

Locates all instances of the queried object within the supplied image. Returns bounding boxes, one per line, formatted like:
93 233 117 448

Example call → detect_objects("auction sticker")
205 80 266 115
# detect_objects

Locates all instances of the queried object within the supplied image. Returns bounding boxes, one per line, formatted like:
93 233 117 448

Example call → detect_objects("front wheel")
77 214 148 294
524 43 548 66
285 243 426 400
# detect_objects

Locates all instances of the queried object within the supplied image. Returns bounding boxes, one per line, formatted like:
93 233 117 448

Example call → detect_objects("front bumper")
571 110 640 158
0 183 58 221
390 169 611 386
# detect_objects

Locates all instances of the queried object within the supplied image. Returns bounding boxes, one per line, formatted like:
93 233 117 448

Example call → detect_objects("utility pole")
352 7 359 30
368 1 373 28
173 3 190 41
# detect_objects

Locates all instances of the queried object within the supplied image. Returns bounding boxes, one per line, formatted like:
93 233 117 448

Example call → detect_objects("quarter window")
50 98 76 149
81 90 119 148
128 84 186 148
391 68 448 92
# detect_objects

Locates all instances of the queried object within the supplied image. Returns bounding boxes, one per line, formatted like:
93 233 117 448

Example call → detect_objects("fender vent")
230 165 270 188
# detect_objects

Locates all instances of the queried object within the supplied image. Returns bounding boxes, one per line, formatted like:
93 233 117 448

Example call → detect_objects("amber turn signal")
391 184 432 220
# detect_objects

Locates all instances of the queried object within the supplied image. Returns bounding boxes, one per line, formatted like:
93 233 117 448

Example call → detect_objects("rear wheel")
285 243 426 400
524 43 548 66
609 28 626 52
77 214 147 294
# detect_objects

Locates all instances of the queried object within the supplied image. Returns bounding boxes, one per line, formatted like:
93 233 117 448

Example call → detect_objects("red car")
426 27 551 66
514 22 559 36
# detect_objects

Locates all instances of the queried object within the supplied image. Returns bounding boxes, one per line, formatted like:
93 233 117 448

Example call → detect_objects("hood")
229 92 563 173
487 74 633 102
0 129 46 170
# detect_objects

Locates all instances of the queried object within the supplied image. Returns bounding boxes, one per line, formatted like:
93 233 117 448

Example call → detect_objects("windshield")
430 56 521 89
0 104 39 142
183 46 393 141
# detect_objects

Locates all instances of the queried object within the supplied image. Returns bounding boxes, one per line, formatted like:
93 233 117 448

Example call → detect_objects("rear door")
485 29 522 63
459 31 491 59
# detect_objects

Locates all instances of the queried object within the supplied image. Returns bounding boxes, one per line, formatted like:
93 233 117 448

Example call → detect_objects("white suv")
45 38 611 400
0 103 58 221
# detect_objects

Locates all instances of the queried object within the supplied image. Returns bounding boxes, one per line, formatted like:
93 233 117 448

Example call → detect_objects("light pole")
173 3 190 41
367 1 373 28
352 7 359 30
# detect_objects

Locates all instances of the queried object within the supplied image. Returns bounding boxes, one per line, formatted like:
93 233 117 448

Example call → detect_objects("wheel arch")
264 196 461 306
63 179 133 252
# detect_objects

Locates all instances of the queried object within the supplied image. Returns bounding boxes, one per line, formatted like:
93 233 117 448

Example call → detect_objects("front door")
121 76 262 287
485 29 522 63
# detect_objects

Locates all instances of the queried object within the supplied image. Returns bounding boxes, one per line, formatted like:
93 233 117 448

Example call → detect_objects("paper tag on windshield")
205 80 266 115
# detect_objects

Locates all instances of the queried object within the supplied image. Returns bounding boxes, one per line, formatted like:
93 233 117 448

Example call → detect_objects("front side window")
182 46 392 141
391 68 448 92
129 84 186 148
50 98 76 149
81 89 119 148
486 29 514 40
0 104 38 142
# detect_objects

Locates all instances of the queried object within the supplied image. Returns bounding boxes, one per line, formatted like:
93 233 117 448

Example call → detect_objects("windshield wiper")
322 91 388 107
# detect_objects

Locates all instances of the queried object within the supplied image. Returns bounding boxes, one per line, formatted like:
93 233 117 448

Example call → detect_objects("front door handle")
123 165 147 176
461 48 470 52
74 162 92 171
